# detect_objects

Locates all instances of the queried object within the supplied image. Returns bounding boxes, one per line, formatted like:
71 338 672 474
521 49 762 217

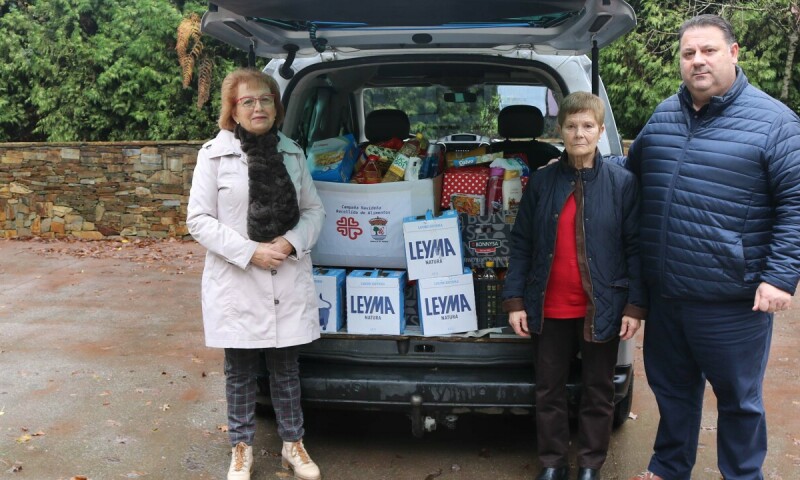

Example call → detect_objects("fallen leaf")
259 449 280 458
31 431 45 437
70 476 88 480
275 471 291 478
217 424 229 432
15 434 31 443
628 412 638 420
160 404 170 412
424 469 443 480
7 462 23 473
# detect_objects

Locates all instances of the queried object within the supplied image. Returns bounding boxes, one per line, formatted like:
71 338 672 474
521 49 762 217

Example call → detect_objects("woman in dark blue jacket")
502 92 647 480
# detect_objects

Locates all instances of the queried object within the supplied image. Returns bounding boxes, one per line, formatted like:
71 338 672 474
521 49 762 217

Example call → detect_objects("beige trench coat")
186 129 325 349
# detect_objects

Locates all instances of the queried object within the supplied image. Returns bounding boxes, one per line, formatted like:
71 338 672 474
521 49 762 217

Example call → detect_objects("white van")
201 0 636 437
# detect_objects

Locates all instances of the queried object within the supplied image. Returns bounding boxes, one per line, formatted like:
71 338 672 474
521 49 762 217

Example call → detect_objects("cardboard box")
440 166 489 209
402 209 463 281
417 271 478 336
312 267 346 332
308 134 359 183
459 212 517 268
311 175 442 269
346 269 407 335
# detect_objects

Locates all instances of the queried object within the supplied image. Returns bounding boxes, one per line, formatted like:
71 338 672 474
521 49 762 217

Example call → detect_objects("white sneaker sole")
281 456 321 480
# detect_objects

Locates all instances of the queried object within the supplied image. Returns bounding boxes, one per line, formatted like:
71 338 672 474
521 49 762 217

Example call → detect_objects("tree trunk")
781 30 798 102
785 4 800 102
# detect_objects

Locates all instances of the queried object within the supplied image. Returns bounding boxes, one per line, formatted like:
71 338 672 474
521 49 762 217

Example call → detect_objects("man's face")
679 25 739 108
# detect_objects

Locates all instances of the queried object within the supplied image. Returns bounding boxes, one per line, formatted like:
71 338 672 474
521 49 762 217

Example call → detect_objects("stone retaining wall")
1 139 634 240
0 142 202 239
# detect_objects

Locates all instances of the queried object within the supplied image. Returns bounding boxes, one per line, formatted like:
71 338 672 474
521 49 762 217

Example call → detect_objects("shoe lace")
234 442 247 470
292 441 311 464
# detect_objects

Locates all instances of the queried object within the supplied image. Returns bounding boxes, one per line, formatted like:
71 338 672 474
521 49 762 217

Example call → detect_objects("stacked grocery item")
307 132 444 185
402 210 477 336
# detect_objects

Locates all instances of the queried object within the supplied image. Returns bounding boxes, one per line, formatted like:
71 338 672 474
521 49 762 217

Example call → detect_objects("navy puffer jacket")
502 153 646 342
627 68 800 300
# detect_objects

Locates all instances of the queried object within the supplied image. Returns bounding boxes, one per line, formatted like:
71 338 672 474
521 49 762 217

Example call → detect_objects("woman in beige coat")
187 68 325 480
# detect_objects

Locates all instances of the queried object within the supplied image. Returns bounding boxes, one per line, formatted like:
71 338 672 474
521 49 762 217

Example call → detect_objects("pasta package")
308 134 359 183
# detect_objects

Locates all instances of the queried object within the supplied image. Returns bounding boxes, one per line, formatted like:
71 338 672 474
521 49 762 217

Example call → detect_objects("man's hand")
752 282 792 313
508 310 530 337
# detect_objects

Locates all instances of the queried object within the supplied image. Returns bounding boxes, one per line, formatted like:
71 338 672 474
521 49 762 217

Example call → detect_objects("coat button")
271 269 278 275
274 299 280 305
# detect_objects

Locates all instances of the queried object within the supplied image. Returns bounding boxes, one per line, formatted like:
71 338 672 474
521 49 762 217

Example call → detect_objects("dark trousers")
224 347 305 446
644 294 772 480
533 318 620 469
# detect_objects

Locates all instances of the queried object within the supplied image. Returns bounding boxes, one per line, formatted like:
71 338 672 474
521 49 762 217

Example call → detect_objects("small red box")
441 166 490 209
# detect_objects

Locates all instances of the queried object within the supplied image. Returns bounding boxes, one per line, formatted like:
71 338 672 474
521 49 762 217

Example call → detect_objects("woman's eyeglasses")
236 94 276 110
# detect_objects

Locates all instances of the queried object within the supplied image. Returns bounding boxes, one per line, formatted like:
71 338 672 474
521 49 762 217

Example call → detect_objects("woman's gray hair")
557 91 605 127
678 14 737 46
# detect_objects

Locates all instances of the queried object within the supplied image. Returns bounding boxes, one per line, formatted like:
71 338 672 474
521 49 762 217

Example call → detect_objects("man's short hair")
678 14 737 45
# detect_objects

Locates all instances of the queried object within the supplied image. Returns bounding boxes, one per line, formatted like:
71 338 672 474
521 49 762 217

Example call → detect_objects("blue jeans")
643 293 772 480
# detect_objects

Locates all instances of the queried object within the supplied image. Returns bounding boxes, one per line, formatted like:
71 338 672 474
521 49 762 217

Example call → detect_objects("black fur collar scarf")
235 125 300 243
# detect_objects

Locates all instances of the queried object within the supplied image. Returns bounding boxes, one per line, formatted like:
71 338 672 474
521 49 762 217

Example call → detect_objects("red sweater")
543 194 588 318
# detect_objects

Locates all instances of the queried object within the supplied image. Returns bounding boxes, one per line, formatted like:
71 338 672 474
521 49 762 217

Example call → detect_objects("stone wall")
0 142 202 239
0 139 635 240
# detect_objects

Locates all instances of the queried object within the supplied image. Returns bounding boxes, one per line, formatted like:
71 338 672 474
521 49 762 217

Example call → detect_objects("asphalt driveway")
1 238 798 479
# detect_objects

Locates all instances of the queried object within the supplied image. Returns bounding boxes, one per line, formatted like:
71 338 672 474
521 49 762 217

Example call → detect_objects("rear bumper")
294 360 634 415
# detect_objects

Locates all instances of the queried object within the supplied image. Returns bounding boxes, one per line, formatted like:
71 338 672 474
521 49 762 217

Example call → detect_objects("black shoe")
577 467 599 480
536 467 569 480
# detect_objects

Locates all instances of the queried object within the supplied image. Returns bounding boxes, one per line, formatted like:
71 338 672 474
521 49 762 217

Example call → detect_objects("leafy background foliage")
0 0 260 141
0 0 797 142
603 0 800 138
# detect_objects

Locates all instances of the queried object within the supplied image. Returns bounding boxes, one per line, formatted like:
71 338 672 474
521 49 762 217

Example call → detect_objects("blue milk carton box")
312 267 346 333
417 269 478 336
346 269 407 335
402 209 464 280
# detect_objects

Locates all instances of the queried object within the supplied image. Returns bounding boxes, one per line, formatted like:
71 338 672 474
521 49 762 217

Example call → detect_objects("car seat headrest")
498 105 544 139
365 109 410 143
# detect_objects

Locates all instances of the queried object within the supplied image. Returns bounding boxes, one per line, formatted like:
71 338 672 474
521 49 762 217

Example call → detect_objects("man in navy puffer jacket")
626 14 800 480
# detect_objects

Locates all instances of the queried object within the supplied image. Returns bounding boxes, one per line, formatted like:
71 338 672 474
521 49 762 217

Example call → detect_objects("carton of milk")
417 270 478 336
312 267 346 332
346 269 407 335
402 209 463 280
